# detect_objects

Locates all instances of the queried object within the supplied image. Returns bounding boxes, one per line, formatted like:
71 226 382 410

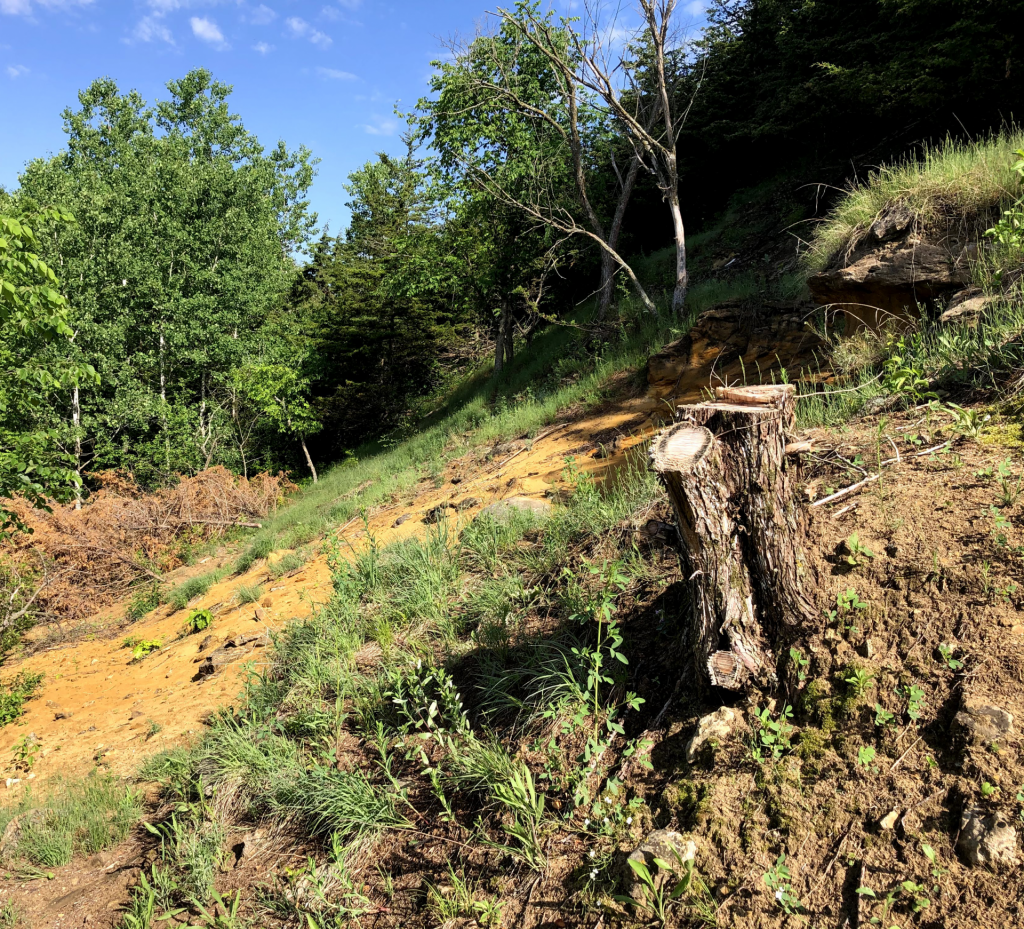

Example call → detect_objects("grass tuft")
0 776 141 868
805 129 1024 271
166 569 227 611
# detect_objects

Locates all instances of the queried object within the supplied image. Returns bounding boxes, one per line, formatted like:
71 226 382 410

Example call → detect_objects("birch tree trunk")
650 384 813 690
299 435 318 484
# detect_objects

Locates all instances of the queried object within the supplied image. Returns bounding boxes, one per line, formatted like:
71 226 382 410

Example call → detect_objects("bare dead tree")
533 0 702 316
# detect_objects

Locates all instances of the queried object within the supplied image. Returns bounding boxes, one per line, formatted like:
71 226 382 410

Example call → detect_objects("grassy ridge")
805 129 1024 271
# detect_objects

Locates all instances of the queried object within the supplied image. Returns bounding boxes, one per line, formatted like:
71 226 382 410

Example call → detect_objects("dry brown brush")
2 466 294 625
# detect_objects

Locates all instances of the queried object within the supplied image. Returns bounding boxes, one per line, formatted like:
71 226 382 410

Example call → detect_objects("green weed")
0 671 44 727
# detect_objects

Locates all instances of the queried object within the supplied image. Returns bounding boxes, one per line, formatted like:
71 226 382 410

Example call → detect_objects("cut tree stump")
650 384 813 690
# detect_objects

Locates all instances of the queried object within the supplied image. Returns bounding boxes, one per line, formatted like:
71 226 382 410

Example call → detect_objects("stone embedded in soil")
0 809 46 855
456 497 481 511
879 810 899 831
958 808 1019 868
953 703 1014 746
476 496 553 523
627 830 696 892
423 502 458 524
685 707 742 763
393 514 411 527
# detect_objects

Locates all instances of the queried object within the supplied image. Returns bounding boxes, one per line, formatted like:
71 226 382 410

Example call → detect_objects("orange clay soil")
0 385 667 793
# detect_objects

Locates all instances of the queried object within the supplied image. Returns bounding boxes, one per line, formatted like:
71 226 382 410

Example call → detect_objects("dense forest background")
2 0 1021 504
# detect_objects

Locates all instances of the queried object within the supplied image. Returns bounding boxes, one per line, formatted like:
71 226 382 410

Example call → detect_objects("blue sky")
1 0 706 235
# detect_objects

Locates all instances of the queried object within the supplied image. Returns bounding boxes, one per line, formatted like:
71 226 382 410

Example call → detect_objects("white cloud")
684 1 705 16
363 115 396 136
320 0 359 18
287 15 331 48
131 14 174 43
190 15 227 47
247 3 275 25
253 40 274 54
5 63 29 77
317 66 356 80
2 0 92 15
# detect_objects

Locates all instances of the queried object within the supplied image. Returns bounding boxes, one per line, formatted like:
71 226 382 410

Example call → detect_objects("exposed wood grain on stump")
650 384 813 690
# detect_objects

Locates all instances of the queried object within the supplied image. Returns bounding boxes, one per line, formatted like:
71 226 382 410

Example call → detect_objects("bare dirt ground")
0 392 658 795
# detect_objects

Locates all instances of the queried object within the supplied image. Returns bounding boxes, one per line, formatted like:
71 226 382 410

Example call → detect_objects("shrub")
183 609 212 634
0 671 44 727
126 582 162 621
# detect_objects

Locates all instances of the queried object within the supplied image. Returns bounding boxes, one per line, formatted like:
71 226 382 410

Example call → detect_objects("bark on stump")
650 384 813 690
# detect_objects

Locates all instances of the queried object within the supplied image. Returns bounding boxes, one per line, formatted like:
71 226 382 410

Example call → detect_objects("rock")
879 810 899 831
685 707 742 763
4 779 19 789
627 830 696 891
193 633 267 679
451 476 463 485
393 514 411 528
423 502 457 524
808 240 967 332
456 497 481 511
953 703 1014 746
939 293 997 327
198 635 214 652
476 496 552 524
0 809 46 855
253 607 268 621
867 204 915 243
646 302 825 402
958 808 1019 868
54 709 72 720
129 710 144 720
488 441 524 460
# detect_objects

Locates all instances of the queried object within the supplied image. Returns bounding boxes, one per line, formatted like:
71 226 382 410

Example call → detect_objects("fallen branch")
810 440 953 507
810 473 881 507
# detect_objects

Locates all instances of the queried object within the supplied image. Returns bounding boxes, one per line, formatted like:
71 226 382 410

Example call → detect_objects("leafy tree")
416 15 579 370
0 207 97 531
264 147 478 459
15 69 317 486
231 362 321 482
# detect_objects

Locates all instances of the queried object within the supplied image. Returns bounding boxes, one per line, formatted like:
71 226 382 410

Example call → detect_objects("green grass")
0 671 43 727
805 129 1024 271
234 583 264 605
796 291 1024 428
165 568 227 611
267 549 310 578
0 775 141 868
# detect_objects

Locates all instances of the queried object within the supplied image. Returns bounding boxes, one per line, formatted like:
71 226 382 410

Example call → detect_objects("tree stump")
650 384 813 690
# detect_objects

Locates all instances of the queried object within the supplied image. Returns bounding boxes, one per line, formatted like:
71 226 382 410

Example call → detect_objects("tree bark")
667 189 688 315
494 300 514 376
650 384 813 691
299 434 318 484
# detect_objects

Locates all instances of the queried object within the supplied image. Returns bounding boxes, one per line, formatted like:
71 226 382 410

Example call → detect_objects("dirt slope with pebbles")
0 390 659 794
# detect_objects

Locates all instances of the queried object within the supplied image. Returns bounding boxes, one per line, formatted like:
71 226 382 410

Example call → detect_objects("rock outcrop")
808 208 970 331
646 301 826 407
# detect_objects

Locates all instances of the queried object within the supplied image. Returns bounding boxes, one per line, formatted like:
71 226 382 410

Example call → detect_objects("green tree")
0 207 97 531
232 362 321 482
15 69 317 486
